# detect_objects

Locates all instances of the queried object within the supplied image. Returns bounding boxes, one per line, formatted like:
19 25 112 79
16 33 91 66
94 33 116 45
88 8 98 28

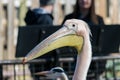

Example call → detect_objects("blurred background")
0 0 120 80
0 0 120 60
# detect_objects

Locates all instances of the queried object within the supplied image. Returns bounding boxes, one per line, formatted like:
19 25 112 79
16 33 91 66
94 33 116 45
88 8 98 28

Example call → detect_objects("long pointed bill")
34 71 51 76
23 26 83 63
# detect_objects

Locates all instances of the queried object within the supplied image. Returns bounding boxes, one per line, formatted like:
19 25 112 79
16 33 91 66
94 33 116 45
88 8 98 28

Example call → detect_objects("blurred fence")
1 56 120 80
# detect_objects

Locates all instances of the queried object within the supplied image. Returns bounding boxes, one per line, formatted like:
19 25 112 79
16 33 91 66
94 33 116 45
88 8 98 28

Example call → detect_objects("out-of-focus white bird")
23 19 92 80
34 67 68 80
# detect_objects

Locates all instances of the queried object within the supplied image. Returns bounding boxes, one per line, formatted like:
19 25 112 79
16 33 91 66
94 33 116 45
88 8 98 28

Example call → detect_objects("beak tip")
22 57 27 64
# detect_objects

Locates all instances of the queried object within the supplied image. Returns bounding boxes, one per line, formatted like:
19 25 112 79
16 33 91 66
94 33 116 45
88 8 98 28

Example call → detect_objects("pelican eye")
72 24 75 27
68 23 78 32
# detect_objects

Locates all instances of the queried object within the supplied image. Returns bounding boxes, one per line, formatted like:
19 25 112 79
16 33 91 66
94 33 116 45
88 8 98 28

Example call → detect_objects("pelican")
34 67 68 80
23 19 92 80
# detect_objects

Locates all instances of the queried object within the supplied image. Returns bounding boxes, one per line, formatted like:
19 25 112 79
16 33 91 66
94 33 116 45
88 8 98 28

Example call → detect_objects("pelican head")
23 19 90 62
34 67 68 79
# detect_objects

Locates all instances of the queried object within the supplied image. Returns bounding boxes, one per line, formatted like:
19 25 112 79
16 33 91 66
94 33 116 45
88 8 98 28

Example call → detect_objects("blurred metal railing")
92 56 120 80
0 56 120 80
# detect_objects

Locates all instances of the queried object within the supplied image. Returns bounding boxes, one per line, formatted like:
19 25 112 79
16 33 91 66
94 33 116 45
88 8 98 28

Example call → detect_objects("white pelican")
23 19 92 80
34 67 68 80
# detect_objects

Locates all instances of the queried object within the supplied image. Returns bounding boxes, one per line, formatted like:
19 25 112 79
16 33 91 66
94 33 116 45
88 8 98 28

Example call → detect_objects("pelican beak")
23 25 83 63
34 71 51 76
